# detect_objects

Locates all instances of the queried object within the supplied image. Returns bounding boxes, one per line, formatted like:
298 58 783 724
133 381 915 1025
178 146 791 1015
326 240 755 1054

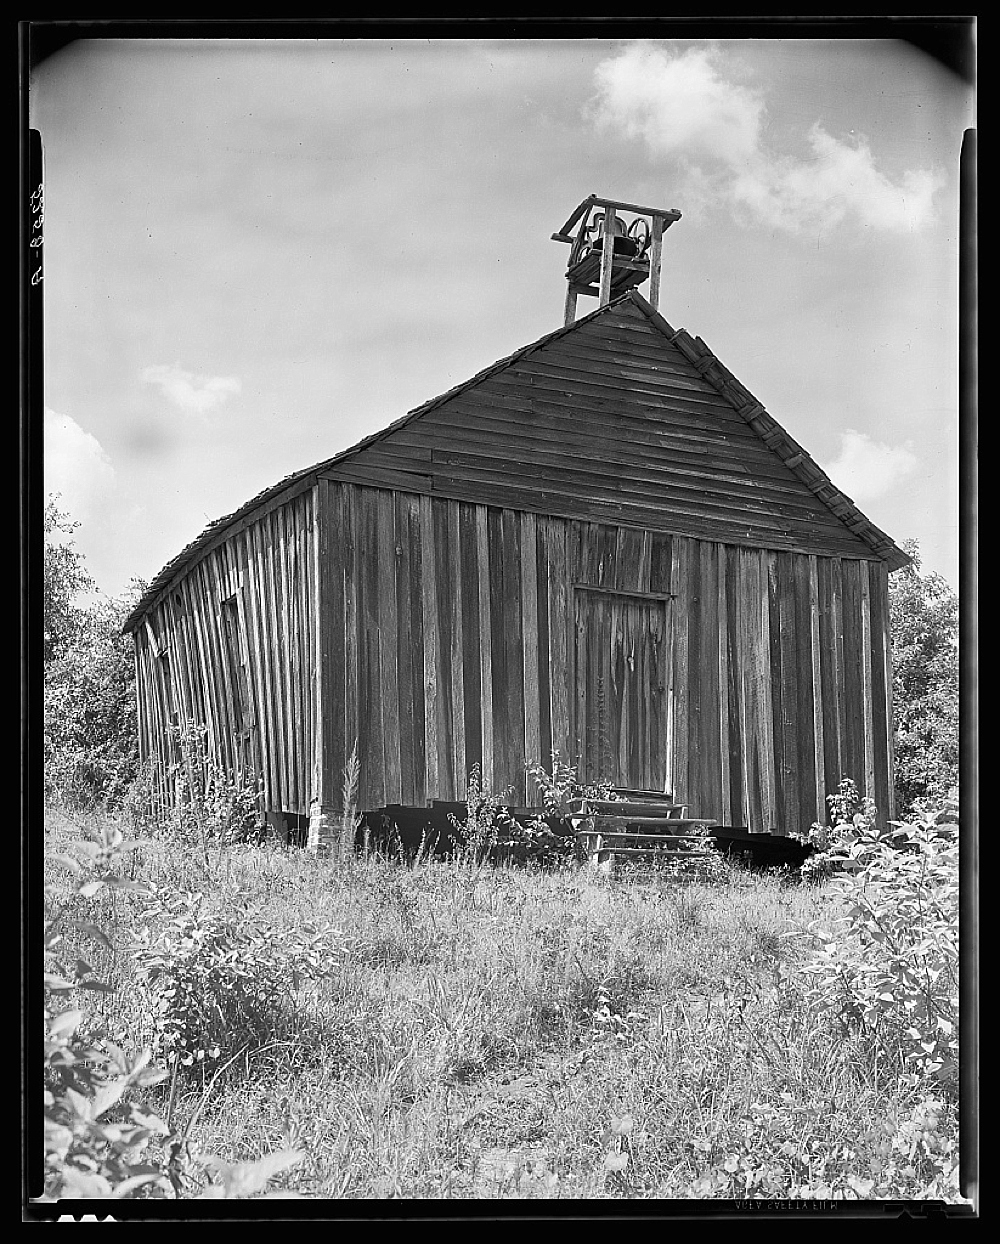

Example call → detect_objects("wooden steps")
566 789 719 870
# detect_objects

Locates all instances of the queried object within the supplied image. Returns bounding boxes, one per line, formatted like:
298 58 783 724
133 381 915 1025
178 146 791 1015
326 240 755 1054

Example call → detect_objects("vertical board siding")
135 482 896 835
447 501 467 797
135 490 318 819
419 493 440 802
521 512 542 779
545 516 570 764
378 489 402 805
791 553 818 835
808 556 827 824
393 492 416 805
868 562 892 823
342 485 360 790
476 505 495 792
670 538 691 808
459 502 483 783
699 542 723 820
716 543 732 824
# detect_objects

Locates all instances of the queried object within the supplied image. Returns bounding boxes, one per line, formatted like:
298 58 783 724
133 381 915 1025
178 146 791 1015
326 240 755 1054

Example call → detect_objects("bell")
589 212 638 258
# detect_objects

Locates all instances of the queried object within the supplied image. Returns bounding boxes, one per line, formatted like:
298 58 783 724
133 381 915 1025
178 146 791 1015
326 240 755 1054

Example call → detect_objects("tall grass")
40 803 965 1203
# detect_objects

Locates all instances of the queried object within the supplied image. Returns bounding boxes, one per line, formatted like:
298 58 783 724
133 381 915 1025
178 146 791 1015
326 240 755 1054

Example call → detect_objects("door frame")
570 584 676 793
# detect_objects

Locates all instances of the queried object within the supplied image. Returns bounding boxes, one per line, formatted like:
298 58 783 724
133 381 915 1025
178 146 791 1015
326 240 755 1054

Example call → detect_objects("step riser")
566 800 688 818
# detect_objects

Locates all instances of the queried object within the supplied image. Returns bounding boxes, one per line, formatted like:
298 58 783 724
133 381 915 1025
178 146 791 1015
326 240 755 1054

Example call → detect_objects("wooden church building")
124 195 910 847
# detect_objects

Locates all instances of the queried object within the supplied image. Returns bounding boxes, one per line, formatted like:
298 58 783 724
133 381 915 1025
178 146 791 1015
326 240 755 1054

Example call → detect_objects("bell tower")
552 195 682 326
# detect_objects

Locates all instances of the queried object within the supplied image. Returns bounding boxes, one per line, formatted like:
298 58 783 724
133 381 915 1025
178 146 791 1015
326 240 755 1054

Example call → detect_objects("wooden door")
573 588 672 792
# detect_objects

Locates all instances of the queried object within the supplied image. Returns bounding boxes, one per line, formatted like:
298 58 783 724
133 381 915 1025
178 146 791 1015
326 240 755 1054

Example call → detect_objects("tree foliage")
43 496 144 809
888 540 959 817
43 497 95 665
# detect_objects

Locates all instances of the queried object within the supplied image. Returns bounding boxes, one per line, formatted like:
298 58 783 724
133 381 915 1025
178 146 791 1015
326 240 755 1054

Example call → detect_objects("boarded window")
221 594 251 742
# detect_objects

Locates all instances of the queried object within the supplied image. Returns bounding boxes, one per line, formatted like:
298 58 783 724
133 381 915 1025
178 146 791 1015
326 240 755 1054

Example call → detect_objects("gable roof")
124 291 909 633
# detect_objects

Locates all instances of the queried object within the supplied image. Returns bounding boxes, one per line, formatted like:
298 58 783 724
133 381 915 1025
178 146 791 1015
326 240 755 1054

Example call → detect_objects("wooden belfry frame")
552 195 682 326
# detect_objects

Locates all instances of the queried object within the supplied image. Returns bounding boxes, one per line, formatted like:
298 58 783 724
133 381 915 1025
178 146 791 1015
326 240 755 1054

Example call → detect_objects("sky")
30 28 974 600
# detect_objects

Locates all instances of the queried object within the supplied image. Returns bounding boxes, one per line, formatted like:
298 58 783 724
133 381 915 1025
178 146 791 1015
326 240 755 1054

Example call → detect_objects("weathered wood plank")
808 555 826 825
389 466 877 564
378 489 402 805
420 493 441 802
253 519 286 809
547 517 570 765
325 462 434 495
436 386 784 451
420 466 872 554
717 543 732 825
270 510 296 810
360 487 384 810
759 553 778 831
686 542 703 817
275 503 300 812
197 556 231 777
734 550 756 830
423 451 849 532
317 480 343 809
792 552 816 837
298 496 314 810
867 561 892 824
534 517 553 773
488 508 510 797
573 586 588 780
700 541 722 822
341 485 361 799
393 492 415 806
520 511 541 778
840 559 863 797
458 501 482 780
858 559 877 811
670 538 691 812
245 523 278 810
405 492 426 805
430 500 455 798
774 553 795 835
447 500 467 797
503 508 526 804
285 503 306 812
818 556 843 800
476 505 494 792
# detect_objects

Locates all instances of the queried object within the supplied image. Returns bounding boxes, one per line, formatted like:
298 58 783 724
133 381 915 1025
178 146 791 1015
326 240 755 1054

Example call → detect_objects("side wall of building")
316 480 894 832
134 487 319 819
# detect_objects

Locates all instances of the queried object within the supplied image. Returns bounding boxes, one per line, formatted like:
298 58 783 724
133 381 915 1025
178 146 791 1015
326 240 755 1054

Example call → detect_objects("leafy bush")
41 823 311 1202
42 497 95 666
797 815 959 1093
154 721 263 855
43 822 173 1200
132 889 341 1068
449 756 625 868
448 764 520 867
791 777 877 882
44 589 143 812
525 752 617 814
889 540 960 817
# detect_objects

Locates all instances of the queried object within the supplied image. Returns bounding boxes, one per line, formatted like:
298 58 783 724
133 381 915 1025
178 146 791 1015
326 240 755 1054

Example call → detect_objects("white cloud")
589 43 764 167
588 43 944 234
44 407 116 524
825 429 919 502
141 362 241 414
